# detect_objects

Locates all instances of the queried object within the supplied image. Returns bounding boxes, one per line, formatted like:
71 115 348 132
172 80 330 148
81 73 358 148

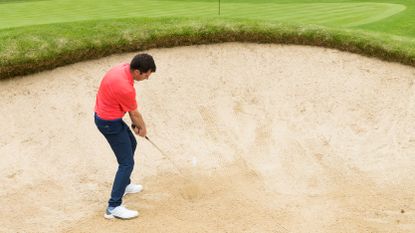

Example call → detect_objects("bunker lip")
2 18 415 80
0 43 414 233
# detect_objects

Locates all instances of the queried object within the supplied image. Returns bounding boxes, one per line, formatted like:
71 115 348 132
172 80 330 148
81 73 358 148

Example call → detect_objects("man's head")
130 53 156 82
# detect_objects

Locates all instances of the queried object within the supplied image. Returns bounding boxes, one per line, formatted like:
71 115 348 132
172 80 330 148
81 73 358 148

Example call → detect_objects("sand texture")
0 43 414 233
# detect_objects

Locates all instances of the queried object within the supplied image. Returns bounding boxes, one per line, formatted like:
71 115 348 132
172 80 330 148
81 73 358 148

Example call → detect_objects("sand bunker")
0 43 414 233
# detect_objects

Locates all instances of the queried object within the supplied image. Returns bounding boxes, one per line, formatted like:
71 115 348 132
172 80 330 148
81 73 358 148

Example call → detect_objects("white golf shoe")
104 205 139 220
124 183 143 196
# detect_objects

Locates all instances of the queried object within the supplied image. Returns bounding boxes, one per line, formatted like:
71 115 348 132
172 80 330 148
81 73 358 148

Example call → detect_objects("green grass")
0 1 406 29
1 0 415 79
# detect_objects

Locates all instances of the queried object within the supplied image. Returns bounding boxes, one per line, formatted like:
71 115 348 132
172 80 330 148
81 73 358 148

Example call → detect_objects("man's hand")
129 109 147 138
131 124 147 137
138 127 147 137
131 124 140 134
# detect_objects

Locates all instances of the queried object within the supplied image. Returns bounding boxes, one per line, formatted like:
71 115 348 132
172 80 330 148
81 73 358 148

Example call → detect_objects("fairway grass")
0 1 406 29
221 3 405 27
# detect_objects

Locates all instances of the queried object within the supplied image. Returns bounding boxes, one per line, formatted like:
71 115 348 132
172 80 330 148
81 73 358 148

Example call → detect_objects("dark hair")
130 53 156 73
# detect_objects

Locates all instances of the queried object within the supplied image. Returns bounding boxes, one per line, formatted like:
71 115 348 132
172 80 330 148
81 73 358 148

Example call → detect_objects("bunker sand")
0 43 414 233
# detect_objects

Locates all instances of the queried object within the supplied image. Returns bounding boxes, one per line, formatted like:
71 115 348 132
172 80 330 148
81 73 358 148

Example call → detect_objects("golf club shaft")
145 136 167 157
132 124 185 177
145 136 185 177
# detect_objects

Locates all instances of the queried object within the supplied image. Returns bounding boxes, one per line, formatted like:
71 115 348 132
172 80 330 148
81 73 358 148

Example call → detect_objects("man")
94 53 156 220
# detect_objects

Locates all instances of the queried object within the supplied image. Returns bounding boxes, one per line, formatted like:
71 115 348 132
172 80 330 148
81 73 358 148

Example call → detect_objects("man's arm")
128 109 147 137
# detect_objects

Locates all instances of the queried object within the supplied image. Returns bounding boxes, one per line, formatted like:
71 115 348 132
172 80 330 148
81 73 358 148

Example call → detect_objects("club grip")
132 124 149 140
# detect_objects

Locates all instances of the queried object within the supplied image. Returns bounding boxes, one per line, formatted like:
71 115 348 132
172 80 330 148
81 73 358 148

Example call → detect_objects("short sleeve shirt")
95 63 137 120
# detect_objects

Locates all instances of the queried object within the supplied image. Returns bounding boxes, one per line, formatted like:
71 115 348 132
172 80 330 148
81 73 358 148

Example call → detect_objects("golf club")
132 124 185 177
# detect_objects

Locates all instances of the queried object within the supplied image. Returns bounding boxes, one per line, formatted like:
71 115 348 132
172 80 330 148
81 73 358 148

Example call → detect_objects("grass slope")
1 17 414 79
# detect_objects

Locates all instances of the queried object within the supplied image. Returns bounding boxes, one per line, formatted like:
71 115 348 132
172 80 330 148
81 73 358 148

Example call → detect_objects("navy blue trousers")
94 113 137 207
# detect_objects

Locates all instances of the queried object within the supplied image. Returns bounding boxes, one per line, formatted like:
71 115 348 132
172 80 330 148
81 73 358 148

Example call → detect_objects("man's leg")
104 124 135 208
126 123 137 154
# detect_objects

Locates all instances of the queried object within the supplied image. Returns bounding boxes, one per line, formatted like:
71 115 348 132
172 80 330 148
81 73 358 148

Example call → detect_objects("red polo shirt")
95 63 137 120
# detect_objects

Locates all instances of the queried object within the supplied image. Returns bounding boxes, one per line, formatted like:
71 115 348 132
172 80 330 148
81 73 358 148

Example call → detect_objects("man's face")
133 70 152 82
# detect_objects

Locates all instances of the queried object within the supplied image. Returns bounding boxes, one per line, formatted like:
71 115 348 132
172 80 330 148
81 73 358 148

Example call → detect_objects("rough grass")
1 17 415 79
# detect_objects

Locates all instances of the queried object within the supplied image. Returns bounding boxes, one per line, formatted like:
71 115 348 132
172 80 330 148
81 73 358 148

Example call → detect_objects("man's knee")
119 161 134 171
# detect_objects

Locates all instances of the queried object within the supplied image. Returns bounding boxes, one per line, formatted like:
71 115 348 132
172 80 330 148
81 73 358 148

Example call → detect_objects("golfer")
94 53 156 220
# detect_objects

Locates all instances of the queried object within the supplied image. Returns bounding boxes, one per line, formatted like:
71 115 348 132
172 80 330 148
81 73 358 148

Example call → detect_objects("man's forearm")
128 110 146 130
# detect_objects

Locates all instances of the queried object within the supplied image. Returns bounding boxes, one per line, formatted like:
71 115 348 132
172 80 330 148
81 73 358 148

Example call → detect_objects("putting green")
0 1 405 29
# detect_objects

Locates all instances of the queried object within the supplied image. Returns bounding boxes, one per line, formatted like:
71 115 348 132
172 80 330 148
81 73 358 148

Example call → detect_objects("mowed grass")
0 0 406 29
1 0 415 79
220 2 405 27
